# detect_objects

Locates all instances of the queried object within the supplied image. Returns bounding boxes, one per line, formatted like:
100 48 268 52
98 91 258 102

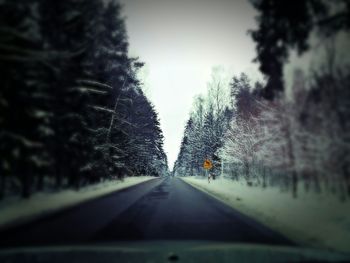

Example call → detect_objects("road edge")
0 176 161 232
178 177 308 246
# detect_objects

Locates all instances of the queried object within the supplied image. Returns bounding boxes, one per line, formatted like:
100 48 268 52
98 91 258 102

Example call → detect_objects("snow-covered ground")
0 176 156 229
181 176 350 252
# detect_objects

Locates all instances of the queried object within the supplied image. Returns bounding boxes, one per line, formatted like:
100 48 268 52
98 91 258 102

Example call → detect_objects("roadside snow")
0 176 156 229
182 176 350 252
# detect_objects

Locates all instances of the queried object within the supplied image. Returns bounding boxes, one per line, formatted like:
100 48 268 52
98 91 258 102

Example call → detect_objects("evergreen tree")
249 0 327 100
0 0 168 199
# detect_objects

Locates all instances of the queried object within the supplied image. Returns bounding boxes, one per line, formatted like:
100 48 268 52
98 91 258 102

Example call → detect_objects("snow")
0 176 156 230
73 87 108 95
31 110 52 118
181 176 350 252
1 132 42 148
89 105 115 114
76 79 113 90
37 125 54 136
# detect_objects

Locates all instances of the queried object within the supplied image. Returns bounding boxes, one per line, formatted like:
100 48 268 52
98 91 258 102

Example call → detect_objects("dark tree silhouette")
0 0 168 199
249 0 327 100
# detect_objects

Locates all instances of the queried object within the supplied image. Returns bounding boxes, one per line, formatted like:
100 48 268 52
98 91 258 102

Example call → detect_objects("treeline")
221 69 350 199
173 68 231 178
0 0 168 199
174 0 350 199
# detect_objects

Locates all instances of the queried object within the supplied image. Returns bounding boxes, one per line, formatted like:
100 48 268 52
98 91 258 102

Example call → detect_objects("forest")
0 0 168 199
173 0 350 199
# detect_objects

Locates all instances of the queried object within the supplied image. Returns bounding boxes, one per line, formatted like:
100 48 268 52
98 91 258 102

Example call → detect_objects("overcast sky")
120 0 262 169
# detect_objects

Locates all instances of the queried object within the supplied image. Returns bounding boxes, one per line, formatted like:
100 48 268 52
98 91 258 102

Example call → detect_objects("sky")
120 0 262 169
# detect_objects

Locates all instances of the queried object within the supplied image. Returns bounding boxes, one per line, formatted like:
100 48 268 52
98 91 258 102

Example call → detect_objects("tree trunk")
0 174 5 199
292 171 297 198
262 166 267 188
284 114 297 198
36 173 44 191
245 160 250 183
342 163 350 196
21 173 31 199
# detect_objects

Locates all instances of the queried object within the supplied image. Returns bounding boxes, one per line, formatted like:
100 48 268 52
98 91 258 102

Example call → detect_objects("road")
0 177 293 247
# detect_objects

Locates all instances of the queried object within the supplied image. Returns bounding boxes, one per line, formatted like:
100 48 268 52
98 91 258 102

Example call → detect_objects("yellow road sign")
203 159 212 170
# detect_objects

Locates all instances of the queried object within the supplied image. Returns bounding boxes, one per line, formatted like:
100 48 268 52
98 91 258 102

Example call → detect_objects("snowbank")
181 176 350 252
0 176 156 229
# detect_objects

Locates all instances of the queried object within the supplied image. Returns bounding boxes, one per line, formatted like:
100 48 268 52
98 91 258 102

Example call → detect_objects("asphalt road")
0 177 293 247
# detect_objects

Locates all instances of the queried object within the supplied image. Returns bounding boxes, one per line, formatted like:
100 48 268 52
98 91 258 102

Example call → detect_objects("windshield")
0 0 349 262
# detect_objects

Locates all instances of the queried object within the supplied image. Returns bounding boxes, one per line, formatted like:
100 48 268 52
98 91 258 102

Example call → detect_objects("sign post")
203 159 212 181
